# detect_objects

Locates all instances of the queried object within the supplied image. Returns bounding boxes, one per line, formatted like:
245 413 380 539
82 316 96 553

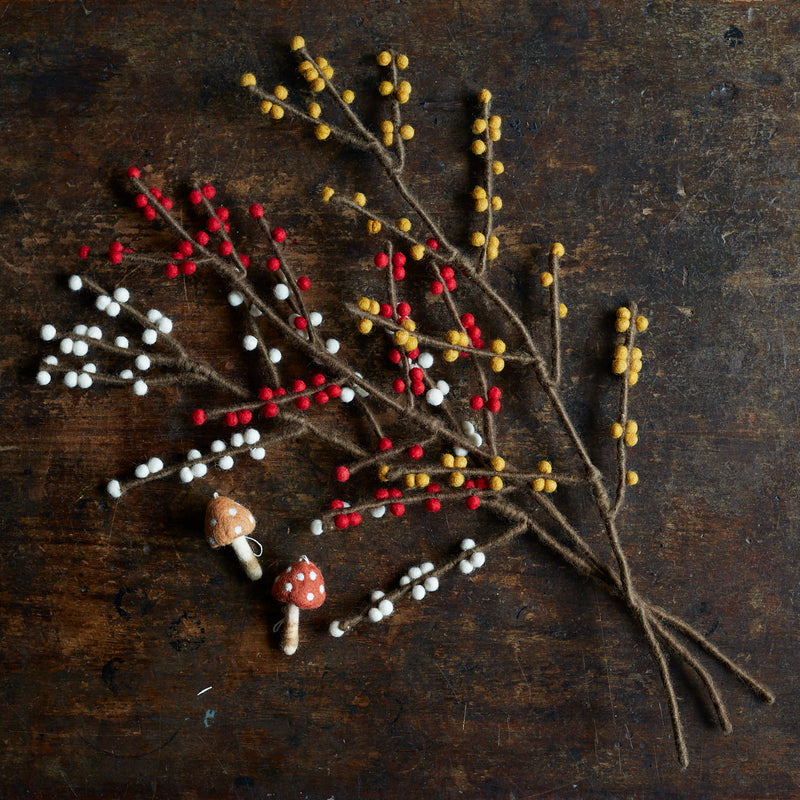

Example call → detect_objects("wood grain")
2 1 798 797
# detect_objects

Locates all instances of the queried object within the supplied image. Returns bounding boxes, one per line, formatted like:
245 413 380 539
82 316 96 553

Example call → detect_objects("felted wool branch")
37 36 774 769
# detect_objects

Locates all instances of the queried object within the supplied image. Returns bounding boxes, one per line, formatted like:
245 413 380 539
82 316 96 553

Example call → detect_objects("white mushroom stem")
230 536 262 581
281 602 300 656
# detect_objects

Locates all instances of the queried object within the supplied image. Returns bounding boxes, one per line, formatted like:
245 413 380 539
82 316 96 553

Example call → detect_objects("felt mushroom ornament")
272 556 326 655
205 493 262 581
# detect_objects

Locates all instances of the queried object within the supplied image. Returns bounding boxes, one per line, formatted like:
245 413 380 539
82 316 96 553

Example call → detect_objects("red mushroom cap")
272 557 326 610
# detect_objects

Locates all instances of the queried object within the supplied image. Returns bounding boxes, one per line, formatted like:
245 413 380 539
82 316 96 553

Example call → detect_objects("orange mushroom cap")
272 557 326 610
205 495 256 548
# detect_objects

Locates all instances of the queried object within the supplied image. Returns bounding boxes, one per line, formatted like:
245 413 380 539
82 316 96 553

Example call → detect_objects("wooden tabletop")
3 2 798 797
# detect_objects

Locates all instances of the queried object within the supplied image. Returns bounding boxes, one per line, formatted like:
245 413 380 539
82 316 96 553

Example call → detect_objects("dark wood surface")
2 1 799 797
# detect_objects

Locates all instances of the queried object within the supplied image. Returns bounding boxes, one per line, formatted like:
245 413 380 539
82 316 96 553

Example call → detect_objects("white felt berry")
462 420 475 435
191 462 208 478
353 372 369 397
411 584 426 600
113 287 130 303
459 560 474 574
426 387 444 406
371 590 385 602
309 311 323 327
73 324 88 336
268 348 282 363
244 428 260 445
250 305 263 317
228 291 244 307
87 326 102 340
273 283 290 301
369 607 384 623
83 363 97 373
399 575 411 586
142 329 158 346
135 354 151 371
60 338 74 354
340 387 355 403
147 309 163 323
311 519 324 536
470 433 483 447
77 372 93 389
378 598 394 616
64 371 78 388
437 380 450 395
135 463 149 479
408 566 423 580
106 301 121 317
370 505 386 518
106 479 122 498
242 335 258 351
73 338 89 357
417 351 434 369
68 275 83 291
249 447 266 460
115 336 129 349
157 317 173 334
36 371 51 386
218 455 234 470
454 446 468 457
424 576 439 592
187 449 201 460
470 551 486 568
420 562 434 574
210 440 226 453
329 620 345 637
230 432 244 447
147 457 163 473
95 295 111 311
133 379 148 396
119 369 133 380
179 467 193 483
460 538 476 551
325 338 340 354
44 355 58 366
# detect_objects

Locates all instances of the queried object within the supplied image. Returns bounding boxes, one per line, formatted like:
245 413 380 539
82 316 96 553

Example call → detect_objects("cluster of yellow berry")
403 471 431 489
392 319 419 354
610 420 639 485
297 55 334 93
611 344 643 385
472 185 501 213
615 306 649 334
470 230 500 261
355 296 380 333
531 460 558 493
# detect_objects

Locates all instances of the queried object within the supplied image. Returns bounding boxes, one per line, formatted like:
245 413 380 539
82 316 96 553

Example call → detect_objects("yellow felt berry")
369 300 380 316
405 335 419 352
308 102 322 118
492 160 504 175
270 105 285 120
537 461 552 474
490 456 506 472
259 99 273 114
628 372 640 387
416 472 430 488
617 306 631 320
377 51 392 67
378 465 390 481
397 217 412 232
489 114 502 129
321 186 335 202
401 318 416 332
322 66 334 80
443 349 459 362
491 196 502 211
404 473 416 489
472 118 488 134
532 478 546 492
488 235 499 248
540 272 554 288
240 73 256 87
490 356 505 372
298 60 315 74
490 339 506 355
472 139 487 155
471 232 486 247
631 347 642 360
396 91 410 104
454 456 468 470
614 345 628 360
399 124 414 140
290 35 305 51
303 67 319 81
446 330 460 345
550 242 565 258
382 132 394 147
558 303 568 319
625 420 638 435
378 80 394 96
631 358 643 373
489 476 504 491
396 53 409 69
310 77 325 92
353 192 367 207
394 329 410 346
636 315 649 332
315 57 329 68
460 332 471 347
367 219 382 234
410 244 425 261
615 318 631 333
626 471 639 486
357 296 372 312
357 318 373 334
397 80 411 94
487 247 499 260
449 471 465 488
624 432 639 447
478 88 492 103
380 120 394 134
274 85 288 100
475 197 489 212
342 89 355 104
441 453 455 468
610 422 623 439
544 479 558 493
315 123 331 140
472 186 487 200
489 127 501 142
612 359 627 375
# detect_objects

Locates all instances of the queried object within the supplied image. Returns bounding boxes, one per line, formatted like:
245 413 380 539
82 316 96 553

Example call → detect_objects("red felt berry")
134 193 148 208
191 408 206 425
487 399 501 413
294 316 308 330
468 326 481 340
195 231 210 245
109 251 123 265
407 348 419 360
426 238 439 251
470 395 484 410
392 252 406 268
397 301 411 318
164 263 179 279
315 391 329 404
249 203 264 218
441 266 454 280
143 206 156 221
426 483 441 493
476 477 489 489
374 252 389 268
216 206 229 221
348 512 362 527
258 387 273 401
223 222 230 233
473 338 484 349
392 265 405 281
127 166 140 178
225 412 238 427
466 495 481 511
201 184 215 199
465 479 475 489
488 386 502 400
408 444 423 460
206 217 221 233
460 312 475 328
375 488 390 501
411 381 425 396
180 261 196 276
264 402 278 417
430 281 444 295
335 466 350 482
149 188 161 200
239 254 250 268
78 245 90 259
109 241 123 253
410 367 424 382
378 437 393 451
272 227 286 243
275 388 287 396
392 378 406 394
327 384 342 399
445 278 457 291
189 189 203 205
380 303 393 318
220 242 234 259
238 409 253 425
160 197 173 210
390 503 405 517
330 499 345 510
295 396 310 410
312 373 326 386
389 488 403 499
388 349 402 365
297 276 311 291
425 497 441 512
292 379 307 393
334 514 349 530
178 240 193 257
267 257 280 272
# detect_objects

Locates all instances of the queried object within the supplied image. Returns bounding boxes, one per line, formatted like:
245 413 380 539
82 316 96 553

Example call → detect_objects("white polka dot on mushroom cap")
234 526 242 534
306 592 314 602
319 585 325 594
228 507 237 516
284 583 292 592
296 573 305 581
210 518 217 526
248 514 254 524
309 571 317 580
